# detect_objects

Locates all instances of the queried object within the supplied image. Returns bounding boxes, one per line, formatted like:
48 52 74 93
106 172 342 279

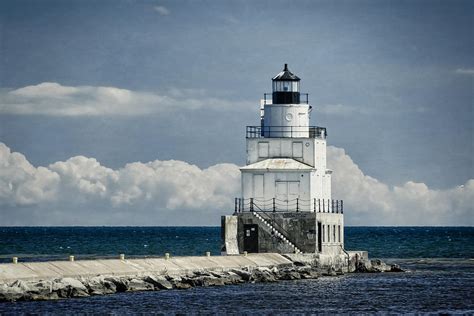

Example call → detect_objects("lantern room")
272 64 301 104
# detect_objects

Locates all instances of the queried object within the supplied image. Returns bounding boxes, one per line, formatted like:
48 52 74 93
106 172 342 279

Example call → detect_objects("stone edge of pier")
0 252 403 302
0 253 292 284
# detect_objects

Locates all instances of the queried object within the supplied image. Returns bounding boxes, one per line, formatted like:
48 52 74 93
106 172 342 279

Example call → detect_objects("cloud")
0 142 240 225
0 143 472 225
0 143 59 206
153 6 170 16
455 68 474 75
0 82 251 116
221 15 239 24
316 102 428 116
316 104 369 116
328 147 474 226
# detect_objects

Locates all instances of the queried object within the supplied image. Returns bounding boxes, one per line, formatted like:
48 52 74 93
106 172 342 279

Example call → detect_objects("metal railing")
246 126 327 139
263 93 309 105
234 198 343 214
252 203 304 252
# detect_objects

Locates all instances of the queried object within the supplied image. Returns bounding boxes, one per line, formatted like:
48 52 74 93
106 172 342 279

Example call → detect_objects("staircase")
252 211 303 254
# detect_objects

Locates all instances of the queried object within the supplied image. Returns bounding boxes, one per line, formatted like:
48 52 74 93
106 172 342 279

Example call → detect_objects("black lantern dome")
272 64 301 104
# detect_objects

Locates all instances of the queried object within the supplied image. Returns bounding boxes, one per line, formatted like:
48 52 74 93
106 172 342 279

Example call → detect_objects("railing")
263 93 309 105
234 198 343 214
246 126 327 139
252 203 304 252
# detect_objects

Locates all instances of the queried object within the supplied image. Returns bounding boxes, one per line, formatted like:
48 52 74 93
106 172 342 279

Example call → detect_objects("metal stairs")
252 211 303 254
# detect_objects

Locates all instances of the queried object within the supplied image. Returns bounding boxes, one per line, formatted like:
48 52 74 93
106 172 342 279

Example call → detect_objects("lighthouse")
222 64 344 257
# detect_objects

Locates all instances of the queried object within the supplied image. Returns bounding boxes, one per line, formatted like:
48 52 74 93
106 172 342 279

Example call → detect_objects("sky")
0 0 472 226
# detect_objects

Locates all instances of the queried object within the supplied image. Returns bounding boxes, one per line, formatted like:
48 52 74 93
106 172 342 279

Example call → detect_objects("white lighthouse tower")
242 64 332 212
222 64 344 256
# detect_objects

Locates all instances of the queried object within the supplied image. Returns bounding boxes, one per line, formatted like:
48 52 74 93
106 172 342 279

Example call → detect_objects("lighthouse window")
338 225 341 243
333 225 336 243
258 142 269 158
322 225 325 242
292 81 299 91
327 225 330 242
273 81 298 92
292 142 303 158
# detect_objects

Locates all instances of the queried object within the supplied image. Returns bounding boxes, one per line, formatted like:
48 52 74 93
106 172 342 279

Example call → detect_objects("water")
1 226 472 262
0 226 473 314
0 227 222 262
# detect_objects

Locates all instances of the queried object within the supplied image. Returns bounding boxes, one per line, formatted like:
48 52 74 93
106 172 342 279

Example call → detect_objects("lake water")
0 226 473 314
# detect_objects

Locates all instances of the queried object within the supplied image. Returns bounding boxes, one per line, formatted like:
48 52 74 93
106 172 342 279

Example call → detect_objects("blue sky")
0 0 472 225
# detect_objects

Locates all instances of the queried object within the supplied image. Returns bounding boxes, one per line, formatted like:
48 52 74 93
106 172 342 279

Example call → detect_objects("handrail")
246 126 327 139
252 203 304 252
235 198 344 214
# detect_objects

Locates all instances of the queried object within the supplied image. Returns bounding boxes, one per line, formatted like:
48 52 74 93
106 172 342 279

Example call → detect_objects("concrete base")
221 215 239 255
222 212 344 256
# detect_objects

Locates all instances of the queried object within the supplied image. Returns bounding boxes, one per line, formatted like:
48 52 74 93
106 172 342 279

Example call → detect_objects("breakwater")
0 253 403 302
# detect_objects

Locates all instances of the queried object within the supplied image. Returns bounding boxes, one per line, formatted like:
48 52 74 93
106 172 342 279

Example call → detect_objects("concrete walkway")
0 253 293 283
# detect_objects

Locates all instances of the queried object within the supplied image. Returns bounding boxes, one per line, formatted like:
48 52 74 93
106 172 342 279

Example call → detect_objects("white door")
253 174 265 210
275 181 300 211
254 174 264 198
288 181 300 201
276 181 287 202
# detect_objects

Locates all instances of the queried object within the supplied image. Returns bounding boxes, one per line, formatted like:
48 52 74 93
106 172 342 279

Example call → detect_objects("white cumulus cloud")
153 5 170 16
317 104 370 115
455 68 474 75
0 143 59 206
0 82 250 116
0 143 472 226
0 142 240 225
328 147 474 226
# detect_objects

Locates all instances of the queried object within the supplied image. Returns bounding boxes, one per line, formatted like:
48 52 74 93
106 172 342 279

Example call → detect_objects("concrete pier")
0 252 400 302
0 253 292 284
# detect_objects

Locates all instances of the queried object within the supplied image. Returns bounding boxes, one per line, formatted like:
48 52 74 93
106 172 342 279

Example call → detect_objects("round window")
285 113 293 121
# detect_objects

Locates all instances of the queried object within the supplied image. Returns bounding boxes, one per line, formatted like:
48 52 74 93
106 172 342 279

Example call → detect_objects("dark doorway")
243 224 259 253
317 222 322 252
